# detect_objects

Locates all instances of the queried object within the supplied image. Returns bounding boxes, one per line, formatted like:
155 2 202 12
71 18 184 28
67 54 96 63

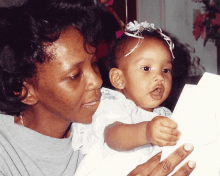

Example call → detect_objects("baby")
72 21 181 176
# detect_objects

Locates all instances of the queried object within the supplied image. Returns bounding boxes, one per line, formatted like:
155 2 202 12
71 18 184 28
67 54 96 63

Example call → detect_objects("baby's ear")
20 82 39 106
109 68 125 90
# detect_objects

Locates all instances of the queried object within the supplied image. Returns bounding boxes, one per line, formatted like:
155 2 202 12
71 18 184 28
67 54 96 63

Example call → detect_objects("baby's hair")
0 0 105 116
108 29 173 69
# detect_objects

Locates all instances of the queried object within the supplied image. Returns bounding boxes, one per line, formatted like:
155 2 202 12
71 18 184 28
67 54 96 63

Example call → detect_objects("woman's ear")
20 82 38 106
109 68 125 90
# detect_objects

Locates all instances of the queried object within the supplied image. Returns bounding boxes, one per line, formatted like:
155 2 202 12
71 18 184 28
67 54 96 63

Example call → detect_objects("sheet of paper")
161 72 220 176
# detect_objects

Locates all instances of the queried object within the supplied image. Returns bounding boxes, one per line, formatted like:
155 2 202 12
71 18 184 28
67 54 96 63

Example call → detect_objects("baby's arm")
104 121 150 151
104 116 181 151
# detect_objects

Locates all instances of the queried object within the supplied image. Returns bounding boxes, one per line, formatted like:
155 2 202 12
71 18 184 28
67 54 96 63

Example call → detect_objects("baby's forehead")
119 37 170 56
121 36 167 51
117 38 172 67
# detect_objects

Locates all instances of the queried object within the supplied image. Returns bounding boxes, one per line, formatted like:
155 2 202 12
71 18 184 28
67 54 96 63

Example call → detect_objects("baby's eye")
142 66 150 71
162 68 171 73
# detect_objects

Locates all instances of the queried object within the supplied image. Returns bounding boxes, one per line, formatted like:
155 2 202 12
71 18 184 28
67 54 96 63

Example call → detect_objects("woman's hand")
128 143 196 176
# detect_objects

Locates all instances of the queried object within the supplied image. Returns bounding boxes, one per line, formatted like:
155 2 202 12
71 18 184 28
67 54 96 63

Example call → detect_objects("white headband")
124 21 175 59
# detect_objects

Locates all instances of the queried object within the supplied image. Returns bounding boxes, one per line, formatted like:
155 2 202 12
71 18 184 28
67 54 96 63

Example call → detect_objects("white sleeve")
72 98 134 154
72 122 94 154
153 106 172 118
92 98 133 143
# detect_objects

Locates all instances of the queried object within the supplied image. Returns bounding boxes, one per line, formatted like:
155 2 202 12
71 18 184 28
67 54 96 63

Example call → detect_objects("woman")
0 0 195 175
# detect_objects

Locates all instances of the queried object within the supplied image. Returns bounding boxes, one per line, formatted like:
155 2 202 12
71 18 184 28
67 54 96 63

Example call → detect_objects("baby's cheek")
165 79 172 90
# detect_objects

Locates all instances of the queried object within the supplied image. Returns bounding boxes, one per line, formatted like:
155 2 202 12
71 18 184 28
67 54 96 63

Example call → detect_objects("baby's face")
119 38 172 112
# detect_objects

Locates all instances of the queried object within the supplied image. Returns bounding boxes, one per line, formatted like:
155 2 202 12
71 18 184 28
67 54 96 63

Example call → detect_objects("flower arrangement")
193 0 220 46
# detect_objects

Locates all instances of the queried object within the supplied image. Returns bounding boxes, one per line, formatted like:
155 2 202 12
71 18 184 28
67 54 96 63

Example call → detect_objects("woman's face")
33 27 102 124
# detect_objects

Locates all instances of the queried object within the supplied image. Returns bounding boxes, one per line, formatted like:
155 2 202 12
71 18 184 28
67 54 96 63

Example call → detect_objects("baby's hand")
146 116 181 147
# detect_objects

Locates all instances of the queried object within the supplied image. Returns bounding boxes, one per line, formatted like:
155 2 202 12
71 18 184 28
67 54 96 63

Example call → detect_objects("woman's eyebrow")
61 62 82 76
64 64 77 72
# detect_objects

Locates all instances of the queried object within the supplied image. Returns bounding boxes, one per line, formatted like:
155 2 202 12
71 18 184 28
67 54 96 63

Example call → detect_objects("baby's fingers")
160 117 178 128
153 137 178 146
160 126 181 137
158 132 180 144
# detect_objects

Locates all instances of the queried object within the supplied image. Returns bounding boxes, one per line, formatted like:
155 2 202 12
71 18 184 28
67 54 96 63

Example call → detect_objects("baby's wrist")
145 121 153 144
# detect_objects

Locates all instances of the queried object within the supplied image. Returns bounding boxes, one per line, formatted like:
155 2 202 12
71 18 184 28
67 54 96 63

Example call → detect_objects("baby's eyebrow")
134 57 153 64
166 60 172 64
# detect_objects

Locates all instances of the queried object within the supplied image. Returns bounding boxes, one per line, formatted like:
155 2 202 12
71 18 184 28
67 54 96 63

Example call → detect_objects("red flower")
210 13 220 26
210 13 220 33
193 13 205 40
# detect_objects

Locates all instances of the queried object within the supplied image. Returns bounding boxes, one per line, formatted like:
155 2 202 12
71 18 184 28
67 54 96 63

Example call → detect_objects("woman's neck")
15 108 72 139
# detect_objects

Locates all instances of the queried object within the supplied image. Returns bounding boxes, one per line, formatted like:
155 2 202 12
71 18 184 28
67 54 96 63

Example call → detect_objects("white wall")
137 0 217 74
137 0 161 27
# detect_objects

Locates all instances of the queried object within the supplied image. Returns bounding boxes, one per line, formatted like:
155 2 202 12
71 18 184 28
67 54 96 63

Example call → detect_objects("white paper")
162 72 220 176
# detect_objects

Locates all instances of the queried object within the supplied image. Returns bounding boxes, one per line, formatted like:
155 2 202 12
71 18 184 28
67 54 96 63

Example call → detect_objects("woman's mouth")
84 101 99 106
83 99 100 110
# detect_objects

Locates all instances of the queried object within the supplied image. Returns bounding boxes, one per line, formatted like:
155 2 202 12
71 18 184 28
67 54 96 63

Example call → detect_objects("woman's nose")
86 68 103 90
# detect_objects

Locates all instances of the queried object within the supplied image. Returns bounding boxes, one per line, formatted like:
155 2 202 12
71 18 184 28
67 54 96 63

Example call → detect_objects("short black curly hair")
0 0 104 116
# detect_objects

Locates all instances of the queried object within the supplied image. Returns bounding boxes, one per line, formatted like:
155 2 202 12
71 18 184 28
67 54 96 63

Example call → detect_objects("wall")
137 0 217 74
137 0 162 28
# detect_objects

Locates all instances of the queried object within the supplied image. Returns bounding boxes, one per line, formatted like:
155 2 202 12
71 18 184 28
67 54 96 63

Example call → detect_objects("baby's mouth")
150 87 164 100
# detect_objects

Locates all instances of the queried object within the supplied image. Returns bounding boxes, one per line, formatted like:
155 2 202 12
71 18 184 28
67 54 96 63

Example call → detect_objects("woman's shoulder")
0 113 13 132
0 114 17 154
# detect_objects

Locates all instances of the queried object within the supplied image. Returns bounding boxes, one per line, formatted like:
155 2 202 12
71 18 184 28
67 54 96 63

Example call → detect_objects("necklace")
19 115 69 138
19 115 24 127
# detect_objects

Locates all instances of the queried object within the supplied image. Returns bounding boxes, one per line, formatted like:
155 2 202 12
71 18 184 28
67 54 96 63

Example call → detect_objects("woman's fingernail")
188 160 196 168
184 143 193 151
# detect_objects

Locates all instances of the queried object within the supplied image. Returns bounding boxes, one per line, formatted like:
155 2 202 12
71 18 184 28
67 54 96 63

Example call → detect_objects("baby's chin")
137 106 154 112
138 101 164 112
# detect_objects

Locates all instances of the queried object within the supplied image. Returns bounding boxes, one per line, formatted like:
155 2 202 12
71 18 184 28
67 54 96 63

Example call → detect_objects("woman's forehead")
44 27 82 55
44 26 95 62
37 26 95 74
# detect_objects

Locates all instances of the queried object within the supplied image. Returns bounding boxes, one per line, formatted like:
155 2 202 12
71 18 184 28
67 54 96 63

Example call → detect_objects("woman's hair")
108 30 172 69
0 0 104 116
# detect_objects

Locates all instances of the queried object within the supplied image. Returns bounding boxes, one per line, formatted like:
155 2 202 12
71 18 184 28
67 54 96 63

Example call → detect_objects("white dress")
72 87 172 176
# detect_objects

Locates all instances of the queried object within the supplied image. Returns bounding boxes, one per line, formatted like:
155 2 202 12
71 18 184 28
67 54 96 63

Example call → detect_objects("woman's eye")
92 61 98 68
142 66 150 71
163 69 171 73
69 73 80 80
92 61 100 74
